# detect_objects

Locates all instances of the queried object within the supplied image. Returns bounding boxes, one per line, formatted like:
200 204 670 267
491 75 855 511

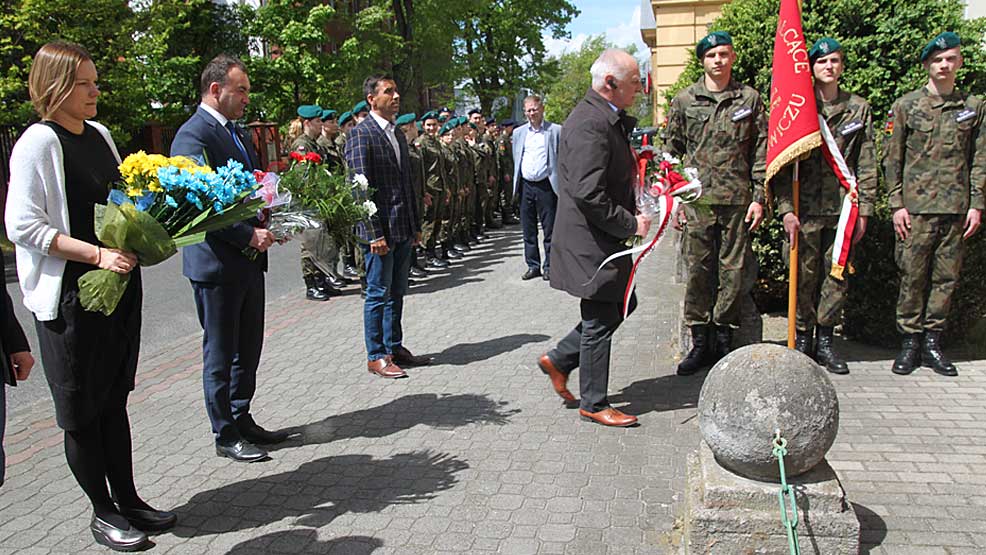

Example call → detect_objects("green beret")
921 31 961 62
415 121 423 132
352 100 369 114
395 113 417 126
320 109 337 121
338 111 353 125
438 115 449 123
456 116 468 127
468 122 477 130
808 37 841 65
297 104 322 119
439 122 454 135
420 110 438 122
696 31 732 59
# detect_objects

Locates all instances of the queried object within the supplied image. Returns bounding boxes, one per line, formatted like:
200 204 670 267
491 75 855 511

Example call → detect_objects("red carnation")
305 152 322 163
289 151 305 162
638 150 655 162
253 170 267 181
667 171 686 185
659 160 673 172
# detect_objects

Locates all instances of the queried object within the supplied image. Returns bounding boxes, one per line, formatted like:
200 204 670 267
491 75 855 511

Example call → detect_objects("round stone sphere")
698 343 839 481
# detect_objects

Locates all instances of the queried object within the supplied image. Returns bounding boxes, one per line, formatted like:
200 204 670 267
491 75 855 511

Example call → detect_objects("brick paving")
0 227 984 554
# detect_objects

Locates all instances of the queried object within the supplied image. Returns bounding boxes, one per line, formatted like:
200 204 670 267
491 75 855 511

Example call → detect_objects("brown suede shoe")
392 345 432 366
537 354 576 403
579 408 638 427
367 357 408 379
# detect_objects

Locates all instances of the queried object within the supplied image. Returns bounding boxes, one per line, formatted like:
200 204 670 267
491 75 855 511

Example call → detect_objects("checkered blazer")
344 115 420 244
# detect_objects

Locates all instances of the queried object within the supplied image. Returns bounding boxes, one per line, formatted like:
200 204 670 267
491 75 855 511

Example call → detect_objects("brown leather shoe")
537 354 576 403
367 357 408 379
391 345 432 366
579 408 638 427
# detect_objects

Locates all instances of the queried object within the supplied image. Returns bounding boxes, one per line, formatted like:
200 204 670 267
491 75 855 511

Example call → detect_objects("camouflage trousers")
423 191 446 251
300 228 341 279
895 214 965 334
682 204 750 327
783 216 849 331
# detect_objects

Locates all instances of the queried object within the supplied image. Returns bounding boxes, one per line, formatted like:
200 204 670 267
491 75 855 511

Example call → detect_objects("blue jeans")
362 239 412 361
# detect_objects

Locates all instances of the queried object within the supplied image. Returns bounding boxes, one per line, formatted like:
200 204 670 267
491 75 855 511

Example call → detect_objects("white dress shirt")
370 110 401 168
520 124 550 182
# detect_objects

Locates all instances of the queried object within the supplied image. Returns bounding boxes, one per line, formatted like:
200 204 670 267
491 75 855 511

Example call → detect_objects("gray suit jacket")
512 120 561 196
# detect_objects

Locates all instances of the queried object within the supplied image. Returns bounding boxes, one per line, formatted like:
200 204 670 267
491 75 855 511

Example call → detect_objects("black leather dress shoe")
238 421 289 444
216 440 269 462
446 248 463 259
343 265 360 280
542 270 549 281
325 274 346 289
91 514 148 552
409 266 428 278
427 257 450 269
453 243 470 253
120 506 178 532
522 268 542 280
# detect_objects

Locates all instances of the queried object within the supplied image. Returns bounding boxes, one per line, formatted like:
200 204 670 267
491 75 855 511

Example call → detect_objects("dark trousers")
548 294 637 412
520 178 557 271
192 270 265 443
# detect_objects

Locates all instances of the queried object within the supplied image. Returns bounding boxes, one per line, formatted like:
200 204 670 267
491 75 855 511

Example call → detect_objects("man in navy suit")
345 75 432 379
171 55 287 462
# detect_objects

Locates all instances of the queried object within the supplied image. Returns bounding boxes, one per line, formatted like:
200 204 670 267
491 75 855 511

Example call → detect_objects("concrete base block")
684 442 860 555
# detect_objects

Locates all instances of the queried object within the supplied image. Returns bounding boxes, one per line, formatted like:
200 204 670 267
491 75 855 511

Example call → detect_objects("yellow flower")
125 185 144 197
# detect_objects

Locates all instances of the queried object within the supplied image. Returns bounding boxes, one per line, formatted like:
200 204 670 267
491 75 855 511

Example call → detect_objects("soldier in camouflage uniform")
884 32 985 377
335 110 363 286
290 104 339 301
396 112 429 278
316 109 345 169
452 119 474 252
484 118 504 228
419 112 451 268
497 120 518 224
310 108 349 290
438 121 463 261
665 31 767 376
773 38 878 375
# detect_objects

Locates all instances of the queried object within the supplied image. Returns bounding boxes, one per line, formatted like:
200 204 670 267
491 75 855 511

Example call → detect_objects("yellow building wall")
643 0 731 122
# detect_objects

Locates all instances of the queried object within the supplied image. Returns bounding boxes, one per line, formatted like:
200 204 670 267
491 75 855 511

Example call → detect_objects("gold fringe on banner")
763 131 822 206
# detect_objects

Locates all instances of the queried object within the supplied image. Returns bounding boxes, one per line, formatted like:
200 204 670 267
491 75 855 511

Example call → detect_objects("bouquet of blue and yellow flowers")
79 151 264 315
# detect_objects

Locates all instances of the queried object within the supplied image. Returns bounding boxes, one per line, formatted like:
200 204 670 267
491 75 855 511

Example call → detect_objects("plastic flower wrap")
636 149 702 218
242 170 322 260
79 153 264 315
276 151 376 245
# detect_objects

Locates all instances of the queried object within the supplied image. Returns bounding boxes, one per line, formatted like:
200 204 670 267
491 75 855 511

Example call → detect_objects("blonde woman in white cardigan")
5 41 175 551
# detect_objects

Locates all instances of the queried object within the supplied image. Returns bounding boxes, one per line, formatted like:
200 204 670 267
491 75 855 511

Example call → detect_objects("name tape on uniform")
731 107 753 122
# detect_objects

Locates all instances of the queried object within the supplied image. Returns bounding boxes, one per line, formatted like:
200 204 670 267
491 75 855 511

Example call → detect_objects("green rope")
773 429 802 555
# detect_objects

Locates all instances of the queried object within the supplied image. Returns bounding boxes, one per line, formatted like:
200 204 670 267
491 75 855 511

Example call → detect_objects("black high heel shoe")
90 514 148 551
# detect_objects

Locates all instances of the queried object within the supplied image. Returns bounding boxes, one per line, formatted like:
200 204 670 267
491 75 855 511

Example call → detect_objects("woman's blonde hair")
285 118 304 144
28 41 92 120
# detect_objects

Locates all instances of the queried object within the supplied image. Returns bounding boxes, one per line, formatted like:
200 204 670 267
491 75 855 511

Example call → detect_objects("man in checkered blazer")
345 75 432 379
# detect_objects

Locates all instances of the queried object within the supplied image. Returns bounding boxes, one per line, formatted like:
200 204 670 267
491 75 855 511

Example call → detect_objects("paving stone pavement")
1 227 985 554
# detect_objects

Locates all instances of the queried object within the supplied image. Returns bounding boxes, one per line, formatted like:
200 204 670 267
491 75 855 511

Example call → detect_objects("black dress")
35 122 142 431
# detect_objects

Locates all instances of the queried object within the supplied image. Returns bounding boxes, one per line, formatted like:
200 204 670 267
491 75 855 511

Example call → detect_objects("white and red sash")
817 115 859 280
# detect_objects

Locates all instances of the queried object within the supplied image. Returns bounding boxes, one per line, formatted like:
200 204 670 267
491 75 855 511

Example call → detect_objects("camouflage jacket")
665 78 767 206
469 138 492 190
774 90 878 217
883 86 986 214
408 138 426 215
418 134 448 197
441 141 459 195
290 134 325 157
317 134 346 171
453 139 474 192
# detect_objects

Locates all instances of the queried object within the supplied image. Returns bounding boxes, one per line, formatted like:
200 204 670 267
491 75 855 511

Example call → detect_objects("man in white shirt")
512 96 562 281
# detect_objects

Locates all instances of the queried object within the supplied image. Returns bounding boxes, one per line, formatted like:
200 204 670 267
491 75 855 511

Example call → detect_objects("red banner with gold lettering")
765 0 820 184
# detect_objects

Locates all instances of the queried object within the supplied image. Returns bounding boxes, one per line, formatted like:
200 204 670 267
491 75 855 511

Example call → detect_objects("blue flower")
108 189 131 206
213 201 224 214
186 192 204 211
165 195 178 208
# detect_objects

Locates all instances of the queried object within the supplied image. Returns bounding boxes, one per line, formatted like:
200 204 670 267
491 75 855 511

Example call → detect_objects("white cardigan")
5 121 121 321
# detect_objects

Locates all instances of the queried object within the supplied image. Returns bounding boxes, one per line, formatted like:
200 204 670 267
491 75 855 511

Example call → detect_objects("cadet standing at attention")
773 37 877 375
665 31 767 376
884 32 984 377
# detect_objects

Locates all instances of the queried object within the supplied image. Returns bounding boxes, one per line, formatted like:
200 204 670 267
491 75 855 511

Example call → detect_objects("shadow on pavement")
408 232 522 295
607 374 702 418
427 333 551 366
173 450 468 538
271 393 519 451
853 503 887 554
226 531 384 554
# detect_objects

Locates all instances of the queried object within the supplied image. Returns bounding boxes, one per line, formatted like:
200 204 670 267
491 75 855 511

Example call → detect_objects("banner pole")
787 162 800 349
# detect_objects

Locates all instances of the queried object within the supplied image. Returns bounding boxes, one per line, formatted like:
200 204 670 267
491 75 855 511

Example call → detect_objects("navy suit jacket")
344 115 420 244
170 106 266 282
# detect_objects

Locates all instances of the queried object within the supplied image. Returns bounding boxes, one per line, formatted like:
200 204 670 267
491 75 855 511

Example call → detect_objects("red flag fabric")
765 0 821 184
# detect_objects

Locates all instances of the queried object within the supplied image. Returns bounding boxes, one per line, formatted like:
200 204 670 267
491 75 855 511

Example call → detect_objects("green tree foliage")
454 0 579 114
662 0 986 347
544 35 608 124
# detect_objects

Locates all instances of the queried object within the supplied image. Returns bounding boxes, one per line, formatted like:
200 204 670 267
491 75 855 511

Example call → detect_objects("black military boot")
314 273 341 297
891 333 921 375
712 325 733 363
445 241 463 259
815 326 849 375
677 325 711 376
304 276 329 301
794 329 813 356
922 330 958 376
